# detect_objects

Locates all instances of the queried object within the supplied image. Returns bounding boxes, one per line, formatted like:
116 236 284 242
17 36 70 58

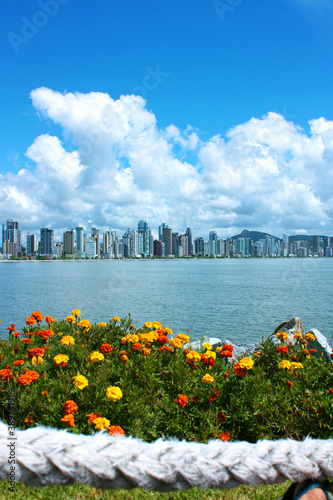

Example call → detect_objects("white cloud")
1 88 332 242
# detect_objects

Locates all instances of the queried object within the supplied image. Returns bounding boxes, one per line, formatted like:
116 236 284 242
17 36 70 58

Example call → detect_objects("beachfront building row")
1 219 333 259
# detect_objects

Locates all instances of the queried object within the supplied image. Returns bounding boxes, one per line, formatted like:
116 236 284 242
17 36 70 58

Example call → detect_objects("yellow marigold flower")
305 333 316 341
97 322 107 327
71 309 81 316
124 334 139 343
90 351 104 363
238 357 254 370
120 354 128 363
142 348 151 356
216 346 223 353
186 351 201 362
276 331 289 341
60 335 75 346
94 417 110 431
111 316 120 322
278 360 292 370
58 332 64 336
65 315 76 324
138 333 156 343
54 354 69 366
203 342 212 350
78 320 92 331
202 374 214 384
143 321 153 328
293 333 303 340
175 334 190 344
204 350 216 360
169 338 183 349
291 362 304 370
152 321 162 329
31 355 44 365
106 386 123 402
73 375 88 390
164 327 173 335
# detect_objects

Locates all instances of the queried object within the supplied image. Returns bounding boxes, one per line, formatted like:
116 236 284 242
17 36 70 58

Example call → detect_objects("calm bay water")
1 258 332 344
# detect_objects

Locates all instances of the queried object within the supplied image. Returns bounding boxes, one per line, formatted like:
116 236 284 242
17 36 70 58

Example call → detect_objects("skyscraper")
63 230 75 256
185 227 193 255
162 227 172 256
26 233 37 256
2 219 21 257
75 227 84 258
40 228 54 256
138 220 150 256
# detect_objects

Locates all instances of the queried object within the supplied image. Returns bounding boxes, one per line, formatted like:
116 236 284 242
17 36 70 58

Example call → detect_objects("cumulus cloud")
1 87 333 241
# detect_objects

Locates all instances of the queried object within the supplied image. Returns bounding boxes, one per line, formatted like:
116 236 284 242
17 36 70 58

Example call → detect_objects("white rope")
1 422 333 490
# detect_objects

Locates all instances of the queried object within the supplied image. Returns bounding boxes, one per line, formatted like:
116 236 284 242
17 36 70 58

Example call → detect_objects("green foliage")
1 313 333 443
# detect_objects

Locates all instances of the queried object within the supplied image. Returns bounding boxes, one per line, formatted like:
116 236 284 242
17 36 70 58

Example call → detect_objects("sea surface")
1 258 332 345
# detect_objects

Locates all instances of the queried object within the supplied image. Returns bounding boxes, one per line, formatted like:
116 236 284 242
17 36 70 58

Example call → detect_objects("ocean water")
0 258 332 345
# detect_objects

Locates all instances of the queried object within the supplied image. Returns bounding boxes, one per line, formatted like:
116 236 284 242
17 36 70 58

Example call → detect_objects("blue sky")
1 0 333 240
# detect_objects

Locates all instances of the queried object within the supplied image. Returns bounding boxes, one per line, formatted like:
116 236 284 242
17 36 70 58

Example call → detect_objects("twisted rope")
1 422 333 490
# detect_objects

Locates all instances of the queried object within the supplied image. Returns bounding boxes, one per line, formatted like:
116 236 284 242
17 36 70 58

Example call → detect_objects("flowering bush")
1 312 333 444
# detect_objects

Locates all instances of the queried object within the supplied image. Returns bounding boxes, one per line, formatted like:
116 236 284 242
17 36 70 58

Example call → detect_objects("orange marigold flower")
218 432 230 442
32 311 44 322
303 349 310 355
0 368 13 381
276 346 289 355
158 345 173 353
120 354 128 363
41 390 48 396
142 348 151 356
329 388 333 395
17 369 40 386
132 342 142 352
21 338 32 344
37 329 54 341
27 347 44 358
63 400 78 415
45 316 55 324
120 350 127 355
287 381 294 388
222 344 234 352
174 394 188 407
11 331 21 337
157 335 169 344
292 356 297 361
220 350 233 359
24 415 34 425
13 360 25 366
26 316 36 326
61 414 75 427
99 343 113 354
223 372 229 379
233 363 246 378
309 349 317 353
87 412 100 425
108 425 125 436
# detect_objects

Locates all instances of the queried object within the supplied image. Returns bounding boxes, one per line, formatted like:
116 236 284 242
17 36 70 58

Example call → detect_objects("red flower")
0 368 13 381
45 316 55 324
220 350 233 359
31 311 44 322
233 363 246 378
99 343 113 354
218 432 230 442
309 349 317 353
287 381 294 388
17 369 39 386
276 346 289 355
218 412 226 422
174 394 188 407
191 396 201 403
37 329 54 341
87 412 100 425
222 344 234 352
131 342 142 352
329 388 333 395
223 372 229 379
158 345 173 353
157 335 169 344
21 338 32 344
208 396 216 403
26 316 36 326
27 347 44 358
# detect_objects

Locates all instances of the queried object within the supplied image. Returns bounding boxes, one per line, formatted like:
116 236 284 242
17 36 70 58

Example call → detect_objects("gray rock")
305 328 332 362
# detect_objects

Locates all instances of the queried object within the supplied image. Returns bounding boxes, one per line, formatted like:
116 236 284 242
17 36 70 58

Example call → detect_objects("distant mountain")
229 229 281 243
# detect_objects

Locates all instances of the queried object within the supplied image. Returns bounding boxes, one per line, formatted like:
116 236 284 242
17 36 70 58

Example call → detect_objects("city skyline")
0 1 332 236
2 218 332 259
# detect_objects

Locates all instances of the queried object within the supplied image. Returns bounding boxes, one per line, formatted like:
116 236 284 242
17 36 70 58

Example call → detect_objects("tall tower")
3 219 21 256
63 230 75 256
75 227 84 258
40 228 54 256
185 227 193 255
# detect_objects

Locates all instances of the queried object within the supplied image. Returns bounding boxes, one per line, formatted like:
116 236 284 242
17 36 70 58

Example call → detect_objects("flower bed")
1 311 333 443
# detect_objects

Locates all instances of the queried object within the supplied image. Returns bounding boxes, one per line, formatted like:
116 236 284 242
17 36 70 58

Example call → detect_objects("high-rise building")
138 220 150 256
159 223 169 242
26 233 37 256
91 228 100 256
63 230 75 256
185 227 193 255
75 227 84 258
153 239 163 256
179 234 188 257
40 228 54 256
162 227 172 256
2 219 21 257
172 232 179 257
194 237 204 256
209 231 218 256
